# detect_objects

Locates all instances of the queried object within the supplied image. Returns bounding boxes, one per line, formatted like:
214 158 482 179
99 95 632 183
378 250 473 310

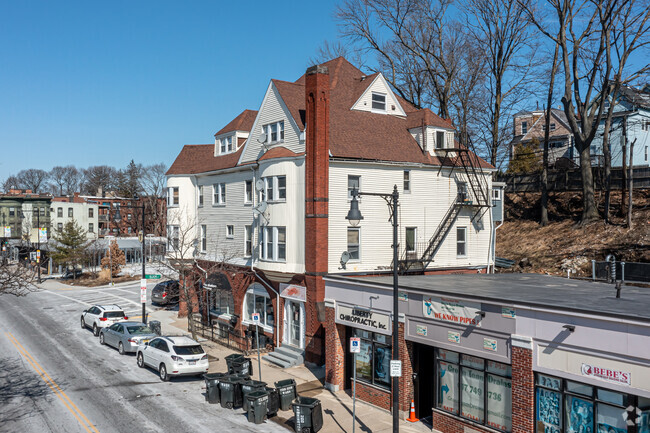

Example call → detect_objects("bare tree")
0 261 38 296
82 166 117 196
49 166 80 196
2 176 20 193
139 163 168 237
541 42 560 227
525 0 650 224
15 169 49 193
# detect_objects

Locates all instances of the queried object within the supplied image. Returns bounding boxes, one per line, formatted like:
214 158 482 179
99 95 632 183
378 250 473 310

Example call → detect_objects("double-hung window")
521 121 528 134
347 228 360 260
371 92 386 111
348 175 360 199
68 208 73 218
57 207 63 217
262 121 285 144
406 227 417 253
169 187 179 206
219 136 233 154
88 223 94 233
436 131 445 149
168 225 179 250
88 208 94 218
200 225 207 252
198 185 204 207
245 180 253 204
244 225 252 257
226 225 234 239
403 170 411 193
40 207 45 217
492 188 502 205
457 227 467 257
436 349 512 431
260 176 286 202
213 183 226 205
261 226 286 262
352 329 391 388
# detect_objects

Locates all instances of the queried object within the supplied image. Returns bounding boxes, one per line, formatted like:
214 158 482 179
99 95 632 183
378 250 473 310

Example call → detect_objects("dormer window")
220 136 233 154
372 92 386 111
521 121 528 134
436 131 445 149
263 121 284 144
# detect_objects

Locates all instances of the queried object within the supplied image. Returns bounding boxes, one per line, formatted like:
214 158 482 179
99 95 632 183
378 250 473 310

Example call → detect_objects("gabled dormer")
406 108 455 156
351 74 407 117
213 109 257 157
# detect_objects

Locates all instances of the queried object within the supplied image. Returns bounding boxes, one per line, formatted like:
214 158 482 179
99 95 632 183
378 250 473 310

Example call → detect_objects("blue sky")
0 1 339 175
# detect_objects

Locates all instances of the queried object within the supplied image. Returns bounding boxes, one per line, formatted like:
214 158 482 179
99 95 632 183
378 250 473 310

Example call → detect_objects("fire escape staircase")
398 141 491 274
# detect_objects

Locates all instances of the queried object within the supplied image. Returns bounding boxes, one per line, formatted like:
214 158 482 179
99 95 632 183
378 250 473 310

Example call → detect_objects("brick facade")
511 346 535 433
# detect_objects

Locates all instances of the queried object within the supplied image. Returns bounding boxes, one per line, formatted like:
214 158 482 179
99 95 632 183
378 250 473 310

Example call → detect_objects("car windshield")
173 345 204 355
127 325 152 335
104 311 125 318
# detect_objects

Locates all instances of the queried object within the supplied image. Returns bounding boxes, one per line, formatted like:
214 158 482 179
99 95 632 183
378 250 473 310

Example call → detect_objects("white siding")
50 202 99 239
166 176 198 258
328 162 492 273
240 82 304 164
351 74 406 117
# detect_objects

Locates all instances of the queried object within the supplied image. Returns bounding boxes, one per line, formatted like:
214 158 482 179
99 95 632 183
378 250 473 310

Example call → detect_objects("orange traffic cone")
407 399 419 422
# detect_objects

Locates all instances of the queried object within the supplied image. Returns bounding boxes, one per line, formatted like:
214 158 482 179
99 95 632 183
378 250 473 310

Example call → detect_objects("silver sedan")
99 321 157 355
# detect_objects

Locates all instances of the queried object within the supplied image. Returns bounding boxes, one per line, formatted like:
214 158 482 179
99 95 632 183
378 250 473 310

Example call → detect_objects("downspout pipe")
195 260 209 323
250 164 281 349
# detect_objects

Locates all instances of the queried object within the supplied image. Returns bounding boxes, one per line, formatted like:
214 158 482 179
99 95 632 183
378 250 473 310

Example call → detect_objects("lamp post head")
345 188 363 227
113 204 121 221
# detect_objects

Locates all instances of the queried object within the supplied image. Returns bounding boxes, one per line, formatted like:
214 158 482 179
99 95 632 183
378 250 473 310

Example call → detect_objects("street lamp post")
114 197 147 323
36 208 41 284
346 185 400 433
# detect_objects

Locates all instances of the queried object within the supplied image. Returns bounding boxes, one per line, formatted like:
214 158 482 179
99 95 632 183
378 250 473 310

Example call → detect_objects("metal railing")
190 314 251 353
592 260 650 283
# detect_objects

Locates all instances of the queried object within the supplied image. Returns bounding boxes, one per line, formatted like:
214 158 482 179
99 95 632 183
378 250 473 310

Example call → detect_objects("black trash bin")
219 375 246 409
225 353 244 373
231 357 252 375
148 320 161 336
275 378 297 411
204 372 227 404
241 380 267 412
292 396 323 433
246 390 269 424
265 386 279 418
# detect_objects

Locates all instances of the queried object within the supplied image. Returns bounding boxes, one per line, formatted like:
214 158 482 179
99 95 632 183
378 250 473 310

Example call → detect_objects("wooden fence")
497 167 650 192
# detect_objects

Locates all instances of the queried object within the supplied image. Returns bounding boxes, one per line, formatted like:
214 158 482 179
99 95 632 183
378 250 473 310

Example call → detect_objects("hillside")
495 189 650 277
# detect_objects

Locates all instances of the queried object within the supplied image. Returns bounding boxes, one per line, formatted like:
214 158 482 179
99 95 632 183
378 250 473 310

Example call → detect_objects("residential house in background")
50 193 99 239
509 108 575 168
592 84 650 168
166 57 495 370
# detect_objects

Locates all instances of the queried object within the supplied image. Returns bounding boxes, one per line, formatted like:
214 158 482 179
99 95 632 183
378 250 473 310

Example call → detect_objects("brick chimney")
304 64 329 360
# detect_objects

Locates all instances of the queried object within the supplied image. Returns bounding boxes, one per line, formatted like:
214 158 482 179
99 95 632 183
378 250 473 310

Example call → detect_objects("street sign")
144 274 161 279
350 337 361 353
138 231 143 243
390 360 402 377
252 312 261 324
36 250 41 259
140 279 147 303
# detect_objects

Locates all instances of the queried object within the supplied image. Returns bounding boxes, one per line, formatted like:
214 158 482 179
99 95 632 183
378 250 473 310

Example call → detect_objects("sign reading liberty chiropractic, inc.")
423 296 483 327
336 304 391 334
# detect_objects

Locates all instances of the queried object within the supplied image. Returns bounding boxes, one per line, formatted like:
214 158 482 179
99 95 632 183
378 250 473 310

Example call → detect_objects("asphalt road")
0 280 287 433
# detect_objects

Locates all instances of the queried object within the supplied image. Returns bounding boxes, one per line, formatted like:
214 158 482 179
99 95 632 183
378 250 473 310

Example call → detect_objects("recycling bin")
275 378 297 411
265 386 279 418
225 353 244 373
219 375 246 409
246 390 270 425
231 357 252 375
292 396 323 433
241 380 267 412
203 372 227 404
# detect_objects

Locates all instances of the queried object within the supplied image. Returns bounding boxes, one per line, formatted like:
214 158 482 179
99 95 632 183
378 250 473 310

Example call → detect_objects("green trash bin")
204 372 227 404
292 396 323 433
231 357 252 375
266 386 279 418
246 390 269 425
219 375 246 409
275 378 297 411
225 353 244 374
241 380 267 412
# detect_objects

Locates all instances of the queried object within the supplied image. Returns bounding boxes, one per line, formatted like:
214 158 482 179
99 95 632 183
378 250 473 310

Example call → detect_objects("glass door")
289 301 301 347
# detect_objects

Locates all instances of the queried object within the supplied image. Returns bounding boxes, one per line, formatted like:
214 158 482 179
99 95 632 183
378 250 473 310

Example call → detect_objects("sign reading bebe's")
581 363 631 385
423 296 483 327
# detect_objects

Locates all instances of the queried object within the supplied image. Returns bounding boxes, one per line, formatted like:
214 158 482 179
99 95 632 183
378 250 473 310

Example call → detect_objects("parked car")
99 321 157 355
61 269 83 279
151 280 180 305
136 335 208 381
81 305 128 336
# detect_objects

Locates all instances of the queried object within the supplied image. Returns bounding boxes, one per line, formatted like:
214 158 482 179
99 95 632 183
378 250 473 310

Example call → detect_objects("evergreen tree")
100 240 126 277
507 140 543 174
51 221 90 272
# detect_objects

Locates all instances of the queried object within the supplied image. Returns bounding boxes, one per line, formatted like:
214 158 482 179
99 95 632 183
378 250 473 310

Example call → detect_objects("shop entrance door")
415 343 435 420
284 300 304 348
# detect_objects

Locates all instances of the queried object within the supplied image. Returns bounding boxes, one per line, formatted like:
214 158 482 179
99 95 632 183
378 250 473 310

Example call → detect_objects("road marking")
5 332 101 433
42 289 141 307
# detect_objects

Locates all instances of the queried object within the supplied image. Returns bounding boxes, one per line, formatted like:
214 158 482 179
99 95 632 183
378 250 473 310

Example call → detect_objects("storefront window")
535 374 640 433
436 349 512 431
353 329 391 389
243 284 273 329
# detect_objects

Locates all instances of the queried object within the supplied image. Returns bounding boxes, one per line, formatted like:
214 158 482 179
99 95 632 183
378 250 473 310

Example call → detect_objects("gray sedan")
99 322 157 355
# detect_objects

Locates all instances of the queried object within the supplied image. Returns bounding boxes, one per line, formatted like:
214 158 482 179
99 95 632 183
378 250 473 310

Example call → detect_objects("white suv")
136 336 209 381
81 305 128 336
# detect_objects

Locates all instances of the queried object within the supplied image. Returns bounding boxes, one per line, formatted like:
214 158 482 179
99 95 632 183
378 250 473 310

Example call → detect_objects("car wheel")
81 317 86 329
225 402 233 409
118 342 125 355
137 353 144 368
93 324 99 336
159 364 169 381
99 334 105 345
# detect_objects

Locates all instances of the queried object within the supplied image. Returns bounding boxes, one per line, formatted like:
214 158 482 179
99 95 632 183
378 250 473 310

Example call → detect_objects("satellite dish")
258 133 267 144
339 251 351 270
255 179 265 192
253 201 268 215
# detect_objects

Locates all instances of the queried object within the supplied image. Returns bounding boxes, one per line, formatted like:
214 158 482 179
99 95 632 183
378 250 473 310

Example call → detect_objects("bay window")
261 226 286 262
260 175 286 202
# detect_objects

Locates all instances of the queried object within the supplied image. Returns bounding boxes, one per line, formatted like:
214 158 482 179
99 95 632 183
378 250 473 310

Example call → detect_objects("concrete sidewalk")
149 308 434 433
